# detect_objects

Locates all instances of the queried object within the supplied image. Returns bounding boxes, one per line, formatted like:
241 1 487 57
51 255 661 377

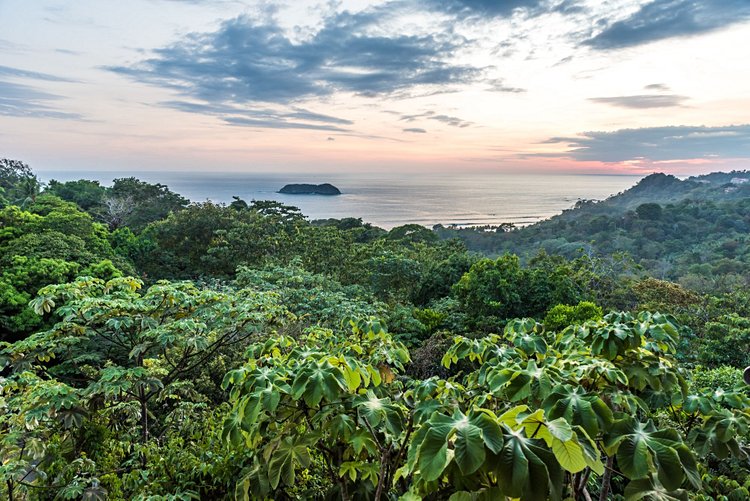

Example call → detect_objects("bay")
37 170 642 230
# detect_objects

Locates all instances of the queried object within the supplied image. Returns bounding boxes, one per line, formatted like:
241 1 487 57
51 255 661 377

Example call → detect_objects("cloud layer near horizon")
545 125 750 162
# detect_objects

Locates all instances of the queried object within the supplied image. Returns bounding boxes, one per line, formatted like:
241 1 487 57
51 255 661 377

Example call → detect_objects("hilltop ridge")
436 169 750 290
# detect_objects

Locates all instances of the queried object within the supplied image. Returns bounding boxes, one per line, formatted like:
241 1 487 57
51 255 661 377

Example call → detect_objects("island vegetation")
279 183 342 195
2 158 750 500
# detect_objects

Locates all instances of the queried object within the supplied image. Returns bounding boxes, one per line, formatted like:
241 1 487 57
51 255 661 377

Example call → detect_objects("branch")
374 446 391 501
598 455 615 501
363 418 384 452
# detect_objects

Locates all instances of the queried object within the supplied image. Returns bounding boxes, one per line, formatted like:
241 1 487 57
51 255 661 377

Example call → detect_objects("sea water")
36 171 641 230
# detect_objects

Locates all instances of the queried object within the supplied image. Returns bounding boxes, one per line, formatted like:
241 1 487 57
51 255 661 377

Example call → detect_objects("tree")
45 179 106 211
140 201 307 279
0 159 38 208
222 311 749 500
137 202 237 278
636 203 663 220
100 195 135 230
223 318 411 500
0 199 131 341
453 254 580 329
387 224 438 245
107 177 188 231
697 314 750 368
543 301 603 331
1 277 288 498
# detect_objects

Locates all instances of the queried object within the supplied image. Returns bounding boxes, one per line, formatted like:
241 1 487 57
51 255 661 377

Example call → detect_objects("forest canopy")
2 160 750 500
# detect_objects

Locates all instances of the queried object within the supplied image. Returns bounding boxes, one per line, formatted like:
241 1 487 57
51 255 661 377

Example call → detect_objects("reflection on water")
38 171 642 230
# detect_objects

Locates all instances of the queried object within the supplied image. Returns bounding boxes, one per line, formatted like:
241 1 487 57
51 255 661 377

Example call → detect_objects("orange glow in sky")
1 0 749 175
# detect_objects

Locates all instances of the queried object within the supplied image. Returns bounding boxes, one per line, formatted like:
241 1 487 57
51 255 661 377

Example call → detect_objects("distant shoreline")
34 171 642 230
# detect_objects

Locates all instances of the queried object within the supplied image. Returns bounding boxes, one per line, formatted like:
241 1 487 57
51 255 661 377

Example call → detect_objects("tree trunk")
599 455 614 501
336 449 350 501
140 392 149 443
374 447 390 501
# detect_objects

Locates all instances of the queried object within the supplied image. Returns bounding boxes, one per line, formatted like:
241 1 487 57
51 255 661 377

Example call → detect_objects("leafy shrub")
543 301 603 331
697 314 750 368
691 366 744 393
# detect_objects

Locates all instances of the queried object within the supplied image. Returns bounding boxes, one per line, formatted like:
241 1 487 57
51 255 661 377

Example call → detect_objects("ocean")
37 171 642 230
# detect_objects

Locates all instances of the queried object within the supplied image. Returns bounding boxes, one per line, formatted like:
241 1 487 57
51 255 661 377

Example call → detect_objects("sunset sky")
1 0 749 175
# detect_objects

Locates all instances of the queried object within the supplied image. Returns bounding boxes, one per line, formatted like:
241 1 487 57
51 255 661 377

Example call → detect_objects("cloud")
403 127 427 133
55 48 83 56
644 83 670 91
0 80 82 119
0 65 75 82
224 116 347 131
0 39 21 52
543 124 750 162
399 110 473 128
485 78 526 93
111 10 482 104
429 0 582 18
161 100 352 131
286 108 353 125
436 0 544 16
589 94 688 109
109 7 496 132
584 0 750 50
430 114 472 128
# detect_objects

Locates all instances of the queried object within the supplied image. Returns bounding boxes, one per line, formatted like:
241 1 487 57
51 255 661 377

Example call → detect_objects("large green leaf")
291 362 345 407
470 410 504 454
267 436 312 489
551 437 586 473
605 419 699 491
418 428 451 481
416 411 488 479
454 419 486 475
542 385 613 437
492 427 562 501
623 477 689 501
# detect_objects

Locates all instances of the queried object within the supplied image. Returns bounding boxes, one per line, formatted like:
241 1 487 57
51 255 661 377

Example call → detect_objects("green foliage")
636 203 663 220
45 179 107 211
434 312 750 500
0 158 39 208
437 175 750 293
696 314 750 368
633 278 702 313
454 254 580 330
368 250 422 302
235 262 382 328
3 162 750 500
106 177 188 231
223 318 409 500
1 277 288 499
220 307 750 500
413 307 447 335
387 224 438 245
0 198 130 340
690 366 743 394
138 201 306 278
543 301 603 331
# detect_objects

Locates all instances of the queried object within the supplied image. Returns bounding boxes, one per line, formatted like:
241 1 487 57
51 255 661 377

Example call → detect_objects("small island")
279 183 341 195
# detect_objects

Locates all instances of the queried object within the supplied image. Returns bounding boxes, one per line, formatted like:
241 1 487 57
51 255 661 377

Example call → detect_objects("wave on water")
37 170 642 230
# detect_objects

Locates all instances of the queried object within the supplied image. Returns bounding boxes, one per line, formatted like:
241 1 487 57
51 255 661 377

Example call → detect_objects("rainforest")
1 159 750 500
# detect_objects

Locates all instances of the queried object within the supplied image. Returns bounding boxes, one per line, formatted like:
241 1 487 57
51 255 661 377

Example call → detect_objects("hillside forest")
2 158 750 500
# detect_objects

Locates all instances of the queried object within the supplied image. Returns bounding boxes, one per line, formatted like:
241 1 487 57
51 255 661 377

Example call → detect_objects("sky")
0 0 749 175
